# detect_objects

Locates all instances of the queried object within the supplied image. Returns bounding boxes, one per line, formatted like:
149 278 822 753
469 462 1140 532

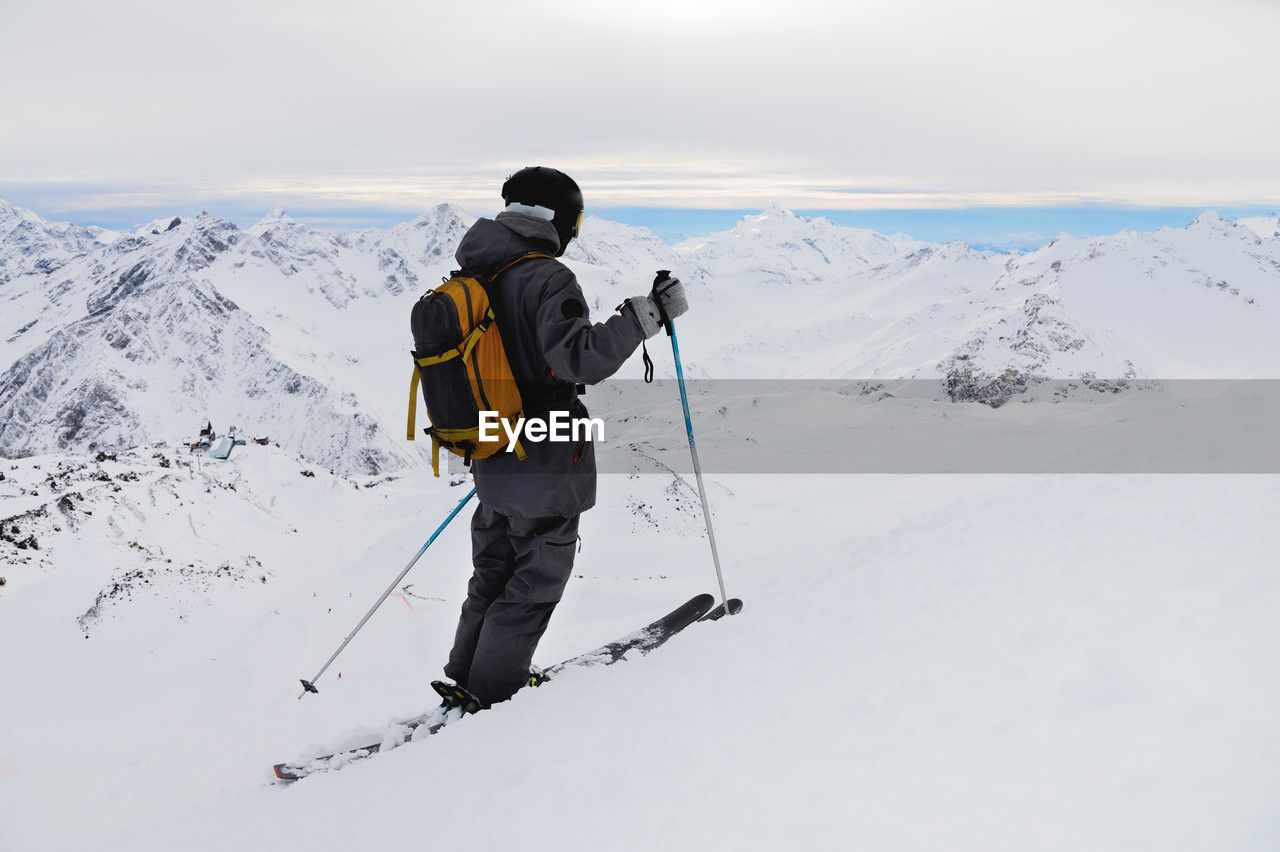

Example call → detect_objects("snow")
2 199 1279 849
1236 214 1280 241
2 450 1277 849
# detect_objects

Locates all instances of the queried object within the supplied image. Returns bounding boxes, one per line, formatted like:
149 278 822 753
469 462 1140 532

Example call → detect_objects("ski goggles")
571 209 583 239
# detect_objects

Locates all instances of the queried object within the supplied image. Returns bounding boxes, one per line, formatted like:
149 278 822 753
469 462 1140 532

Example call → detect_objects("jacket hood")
455 212 561 270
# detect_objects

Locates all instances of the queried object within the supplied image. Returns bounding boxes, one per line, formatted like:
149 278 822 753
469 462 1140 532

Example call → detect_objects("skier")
440 166 688 708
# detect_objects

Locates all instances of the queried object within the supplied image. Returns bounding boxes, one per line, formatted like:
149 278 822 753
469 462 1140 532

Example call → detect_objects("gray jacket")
455 211 645 517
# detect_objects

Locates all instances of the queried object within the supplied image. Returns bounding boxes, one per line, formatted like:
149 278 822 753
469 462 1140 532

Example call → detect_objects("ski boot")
430 680 486 714
528 664 549 688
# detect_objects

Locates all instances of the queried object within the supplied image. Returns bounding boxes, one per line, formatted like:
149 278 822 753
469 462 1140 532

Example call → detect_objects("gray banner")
484 379 1280 474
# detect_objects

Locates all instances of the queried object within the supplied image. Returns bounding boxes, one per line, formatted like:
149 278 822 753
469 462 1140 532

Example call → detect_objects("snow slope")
1 449 1277 850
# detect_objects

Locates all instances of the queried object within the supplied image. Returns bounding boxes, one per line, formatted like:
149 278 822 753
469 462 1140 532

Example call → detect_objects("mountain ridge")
1 197 1276 469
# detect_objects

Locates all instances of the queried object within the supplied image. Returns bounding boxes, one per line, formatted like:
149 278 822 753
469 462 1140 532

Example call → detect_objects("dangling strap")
619 298 656 383
423 424 527 475
408 362 422 440
427 426 479 478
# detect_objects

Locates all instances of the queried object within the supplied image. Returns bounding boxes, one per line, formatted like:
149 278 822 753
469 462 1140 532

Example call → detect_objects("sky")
1 0 1278 243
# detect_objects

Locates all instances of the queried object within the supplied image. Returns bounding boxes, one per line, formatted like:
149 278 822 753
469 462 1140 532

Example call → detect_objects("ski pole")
297 486 476 699
652 271 733 615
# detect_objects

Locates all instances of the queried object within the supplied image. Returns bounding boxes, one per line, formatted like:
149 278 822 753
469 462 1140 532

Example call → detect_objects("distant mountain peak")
401 203 470 234
0 196 33 220
728 204 809 237
1190 210 1225 228
257 208 295 227
0 196 123 281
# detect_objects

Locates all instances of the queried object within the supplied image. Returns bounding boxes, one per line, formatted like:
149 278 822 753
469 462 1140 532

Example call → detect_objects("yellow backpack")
406 252 548 477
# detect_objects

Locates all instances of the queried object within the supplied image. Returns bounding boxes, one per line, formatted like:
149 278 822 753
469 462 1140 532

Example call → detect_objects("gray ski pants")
444 503 579 705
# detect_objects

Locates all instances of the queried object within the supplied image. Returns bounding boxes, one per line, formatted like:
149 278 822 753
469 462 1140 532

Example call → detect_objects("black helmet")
501 166 583 255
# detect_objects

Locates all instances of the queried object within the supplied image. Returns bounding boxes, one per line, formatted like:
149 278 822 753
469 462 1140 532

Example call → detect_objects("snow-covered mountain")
0 201 685 472
1237 213 1280 240
1 198 1277 469
674 203 920 294
565 215 676 313
680 207 1280 402
0 198 119 283
936 212 1279 399
0 203 521 474
0 211 433 475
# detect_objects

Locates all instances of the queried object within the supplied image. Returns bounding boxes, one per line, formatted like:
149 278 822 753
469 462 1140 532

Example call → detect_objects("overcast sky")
2 0 1277 227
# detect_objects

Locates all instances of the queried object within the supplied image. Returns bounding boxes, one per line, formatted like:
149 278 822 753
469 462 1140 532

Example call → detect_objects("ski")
699 597 743 622
543 592 716 676
273 704 463 781
273 593 719 782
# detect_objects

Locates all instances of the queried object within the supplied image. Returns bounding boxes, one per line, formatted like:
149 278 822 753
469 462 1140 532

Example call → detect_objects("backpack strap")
487 251 553 281
407 361 422 440
420 423 527 478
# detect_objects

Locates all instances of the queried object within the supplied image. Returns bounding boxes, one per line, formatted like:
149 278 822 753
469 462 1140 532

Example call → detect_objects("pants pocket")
525 536 577 604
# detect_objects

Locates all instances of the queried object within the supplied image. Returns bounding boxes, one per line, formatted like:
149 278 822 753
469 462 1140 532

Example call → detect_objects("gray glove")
628 273 689 338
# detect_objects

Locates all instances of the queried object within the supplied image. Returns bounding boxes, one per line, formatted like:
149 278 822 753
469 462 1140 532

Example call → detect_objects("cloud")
2 0 1278 216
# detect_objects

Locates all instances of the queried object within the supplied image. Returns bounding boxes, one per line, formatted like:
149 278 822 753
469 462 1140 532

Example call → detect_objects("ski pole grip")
652 269 674 336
